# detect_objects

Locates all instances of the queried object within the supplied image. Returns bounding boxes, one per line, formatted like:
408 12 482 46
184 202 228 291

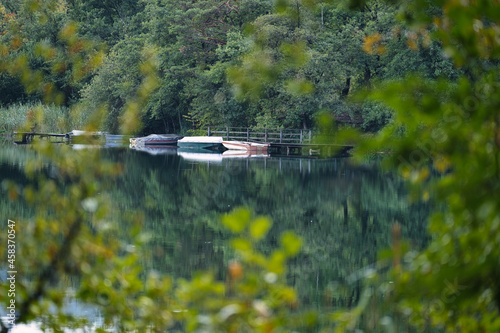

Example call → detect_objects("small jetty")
11 130 127 147
10 127 354 157
13 132 67 144
207 127 353 157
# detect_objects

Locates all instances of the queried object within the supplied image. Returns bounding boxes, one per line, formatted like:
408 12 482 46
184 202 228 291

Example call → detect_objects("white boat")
177 136 223 149
129 134 183 147
222 140 270 151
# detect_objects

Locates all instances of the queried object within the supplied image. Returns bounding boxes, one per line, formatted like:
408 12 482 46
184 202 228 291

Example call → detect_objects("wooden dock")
13 132 67 144
207 127 352 156
269 142 353 157
207 126 312 144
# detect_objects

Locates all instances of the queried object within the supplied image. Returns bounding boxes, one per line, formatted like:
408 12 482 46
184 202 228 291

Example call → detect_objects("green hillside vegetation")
1 0 456 134
1 0 499 332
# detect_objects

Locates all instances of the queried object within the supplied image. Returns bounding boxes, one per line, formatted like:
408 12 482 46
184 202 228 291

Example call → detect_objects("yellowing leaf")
228 261 243 280
434 155 451 173
363 33 383 55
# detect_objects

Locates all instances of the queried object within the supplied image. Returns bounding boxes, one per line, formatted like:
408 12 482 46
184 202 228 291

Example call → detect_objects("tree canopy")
1 0 499 332
1 0 457 133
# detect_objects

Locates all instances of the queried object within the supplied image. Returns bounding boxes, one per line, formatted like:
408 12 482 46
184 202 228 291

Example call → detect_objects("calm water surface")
0 142 429 325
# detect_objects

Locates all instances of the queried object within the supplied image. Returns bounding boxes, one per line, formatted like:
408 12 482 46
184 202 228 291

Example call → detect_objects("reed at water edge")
0 102 89 135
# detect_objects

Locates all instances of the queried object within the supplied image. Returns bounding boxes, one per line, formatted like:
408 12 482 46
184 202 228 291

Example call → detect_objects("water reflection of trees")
1 145 429 311
0 144 37 221
102 149 430 309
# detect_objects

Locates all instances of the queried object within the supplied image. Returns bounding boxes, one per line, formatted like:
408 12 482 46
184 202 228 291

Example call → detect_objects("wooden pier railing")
207 127 312 144
206 126 353 157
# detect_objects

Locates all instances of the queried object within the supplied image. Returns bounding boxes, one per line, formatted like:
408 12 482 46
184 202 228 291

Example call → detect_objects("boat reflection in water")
177 136 223 150
130 146 270 160
129 145 178 155
177 148 223 163
221 150 270 159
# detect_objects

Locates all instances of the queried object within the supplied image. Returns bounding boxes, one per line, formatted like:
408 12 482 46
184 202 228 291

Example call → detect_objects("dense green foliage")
329 0 500 332
1 0 456 133
1 0 499 332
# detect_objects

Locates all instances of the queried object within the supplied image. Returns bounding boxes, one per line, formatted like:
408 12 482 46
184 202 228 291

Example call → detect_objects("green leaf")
280 42 308 68
284 78 315 96
268 250 286 274
249 216 272 240
275 0 289 13
280 232 302 257
221 207 251 233
231 238 253 252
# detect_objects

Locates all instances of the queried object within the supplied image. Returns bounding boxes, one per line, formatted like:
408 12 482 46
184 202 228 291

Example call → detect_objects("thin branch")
496 114 500 179
16 217 83 324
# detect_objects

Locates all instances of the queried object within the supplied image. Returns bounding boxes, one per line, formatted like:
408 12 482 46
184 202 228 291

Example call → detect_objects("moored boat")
129 134 183 147
222 140 270 151
177 136 223 150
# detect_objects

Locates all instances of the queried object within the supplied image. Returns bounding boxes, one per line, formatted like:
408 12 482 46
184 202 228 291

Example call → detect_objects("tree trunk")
364 65 371 87
341 77 351 98
343 200 349 227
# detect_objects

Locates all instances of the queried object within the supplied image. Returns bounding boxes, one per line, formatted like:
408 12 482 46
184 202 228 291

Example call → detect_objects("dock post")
208 126 211 136
309 130 311 142
265 128 268 142
247 128 249 141
280 129 282 143
226 126 229 140
300 130 303 143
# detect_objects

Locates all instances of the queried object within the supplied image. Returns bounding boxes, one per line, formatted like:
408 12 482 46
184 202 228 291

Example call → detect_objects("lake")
0 141 429 329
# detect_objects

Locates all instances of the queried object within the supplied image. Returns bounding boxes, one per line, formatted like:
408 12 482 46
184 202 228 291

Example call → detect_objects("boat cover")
129 134 183 147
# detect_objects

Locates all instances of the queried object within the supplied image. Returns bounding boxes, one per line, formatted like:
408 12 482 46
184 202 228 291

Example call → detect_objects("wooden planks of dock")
207 127 353 157
13 132 67 144
207 126 312 144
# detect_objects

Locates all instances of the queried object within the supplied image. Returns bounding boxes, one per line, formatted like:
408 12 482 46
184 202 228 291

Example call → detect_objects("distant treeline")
0 0 458 134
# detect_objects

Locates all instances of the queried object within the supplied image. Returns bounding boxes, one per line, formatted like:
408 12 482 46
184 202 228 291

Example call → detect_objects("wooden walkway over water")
207 126 353 156
9 127 353 156
13 131 67 144
11 132 127 147
208 126 313 144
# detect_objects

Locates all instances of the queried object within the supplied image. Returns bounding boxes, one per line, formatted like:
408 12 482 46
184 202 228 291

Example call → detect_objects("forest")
1 0 457 134
1 0 500 332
